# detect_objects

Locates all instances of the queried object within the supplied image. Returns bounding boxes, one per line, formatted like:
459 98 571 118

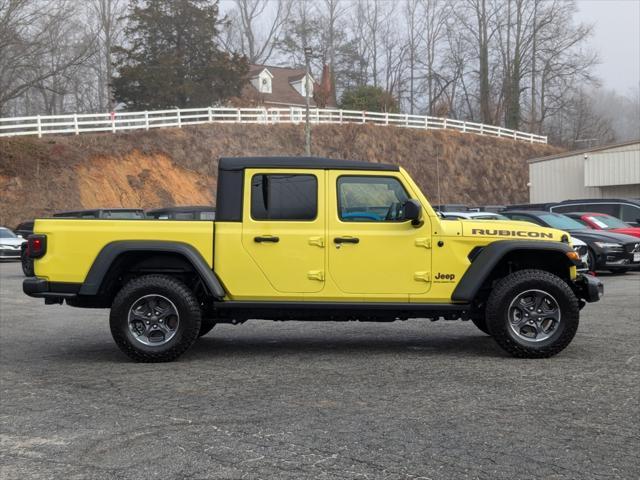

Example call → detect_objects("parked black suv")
502 210 640 273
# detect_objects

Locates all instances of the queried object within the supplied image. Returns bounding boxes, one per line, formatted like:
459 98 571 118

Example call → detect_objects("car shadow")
45 331 504 364
187 332 503 360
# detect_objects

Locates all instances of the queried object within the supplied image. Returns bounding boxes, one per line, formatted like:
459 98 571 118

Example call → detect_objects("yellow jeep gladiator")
24 157 603 362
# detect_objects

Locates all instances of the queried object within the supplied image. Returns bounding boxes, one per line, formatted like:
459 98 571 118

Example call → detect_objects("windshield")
540 213 586 230
0 228 17 238
586 215 629 229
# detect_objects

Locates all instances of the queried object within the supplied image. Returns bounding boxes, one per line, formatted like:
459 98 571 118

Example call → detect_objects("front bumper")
0 247 21 259
597 249 640 269
573 273 603 303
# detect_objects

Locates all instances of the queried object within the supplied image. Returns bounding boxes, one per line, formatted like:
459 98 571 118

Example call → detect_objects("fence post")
176 109 181 128
237 109 242 123
513 130 517 140
462 121 466 133
480 124 484 135
362 111 366 124
497 127 502 138
144 111 149 130
443 118 447 130
424 116 428 130
74 114 79 135
339 110 343 124
405 113 409 127
111 112 116 133
208 107 212 123
36 115 42 138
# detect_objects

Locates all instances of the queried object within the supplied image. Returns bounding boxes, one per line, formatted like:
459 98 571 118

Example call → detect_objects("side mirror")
403 199 423 227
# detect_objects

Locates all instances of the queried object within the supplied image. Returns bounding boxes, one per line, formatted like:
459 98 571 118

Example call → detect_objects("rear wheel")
110 275 201 362
486 269 579 358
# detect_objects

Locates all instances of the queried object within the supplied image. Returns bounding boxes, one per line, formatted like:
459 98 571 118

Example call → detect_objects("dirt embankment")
0 124 560 226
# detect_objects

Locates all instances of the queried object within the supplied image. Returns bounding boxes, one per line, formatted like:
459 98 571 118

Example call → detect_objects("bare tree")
404 0 423 114
224 0 292 64
0 0 94 115
419 0 448 115
88 0 127 111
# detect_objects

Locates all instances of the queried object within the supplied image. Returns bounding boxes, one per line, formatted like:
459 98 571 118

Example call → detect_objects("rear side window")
251 174 317 221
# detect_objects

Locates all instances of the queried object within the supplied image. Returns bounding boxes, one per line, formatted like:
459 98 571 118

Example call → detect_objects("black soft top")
219 156 399 172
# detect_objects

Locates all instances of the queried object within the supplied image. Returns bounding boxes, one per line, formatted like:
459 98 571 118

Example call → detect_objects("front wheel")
110 275 202 362
486 269 579 358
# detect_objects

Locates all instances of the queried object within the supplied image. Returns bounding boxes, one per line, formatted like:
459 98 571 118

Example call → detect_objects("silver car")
0 227 26 259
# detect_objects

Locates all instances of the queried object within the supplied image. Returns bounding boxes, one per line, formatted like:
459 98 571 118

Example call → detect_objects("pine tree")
112 0 248 109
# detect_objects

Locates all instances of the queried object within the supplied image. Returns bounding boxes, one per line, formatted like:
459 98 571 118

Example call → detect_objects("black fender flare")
451 240 575 302
78 240 225 299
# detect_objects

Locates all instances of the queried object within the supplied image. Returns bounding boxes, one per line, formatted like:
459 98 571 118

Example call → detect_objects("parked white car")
440 211 510 220
0 227 26 259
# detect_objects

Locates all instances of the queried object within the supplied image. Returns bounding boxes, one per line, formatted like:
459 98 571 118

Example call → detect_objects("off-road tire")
470 316 490 335
486 269 579 358
199 318 216 337
110 275 202 362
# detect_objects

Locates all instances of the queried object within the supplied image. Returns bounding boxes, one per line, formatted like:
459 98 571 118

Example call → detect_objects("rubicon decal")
471 228 554 239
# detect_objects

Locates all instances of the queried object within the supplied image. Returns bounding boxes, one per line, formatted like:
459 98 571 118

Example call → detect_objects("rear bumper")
573 273 603 303
23 278 79 301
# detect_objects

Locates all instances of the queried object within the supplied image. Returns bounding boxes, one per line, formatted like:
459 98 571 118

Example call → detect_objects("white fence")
0 107 547 144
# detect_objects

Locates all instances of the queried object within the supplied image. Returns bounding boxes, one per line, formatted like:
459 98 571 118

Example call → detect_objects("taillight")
28 234 47 258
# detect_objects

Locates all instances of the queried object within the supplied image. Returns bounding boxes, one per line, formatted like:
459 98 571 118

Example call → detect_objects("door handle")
254 236 279 243
334 237 360 244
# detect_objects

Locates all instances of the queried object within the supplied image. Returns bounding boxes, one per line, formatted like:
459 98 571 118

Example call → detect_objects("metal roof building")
528 140 640 202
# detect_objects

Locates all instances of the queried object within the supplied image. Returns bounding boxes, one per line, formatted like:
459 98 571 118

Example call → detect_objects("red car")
566 212 640 238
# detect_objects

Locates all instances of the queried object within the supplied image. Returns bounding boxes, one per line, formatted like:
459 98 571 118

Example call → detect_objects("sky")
574 0 640 94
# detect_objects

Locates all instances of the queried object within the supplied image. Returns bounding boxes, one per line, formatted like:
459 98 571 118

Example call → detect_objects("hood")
569 229 640 244
460 219 566 242
0 237 25 247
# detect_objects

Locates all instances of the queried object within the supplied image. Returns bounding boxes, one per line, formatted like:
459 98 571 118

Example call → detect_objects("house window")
259 72 272 94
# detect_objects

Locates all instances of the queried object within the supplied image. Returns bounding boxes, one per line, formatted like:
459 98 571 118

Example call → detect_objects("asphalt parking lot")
0 261 638 480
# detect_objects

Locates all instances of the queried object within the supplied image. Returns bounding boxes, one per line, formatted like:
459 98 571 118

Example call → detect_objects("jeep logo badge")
434 272 455 281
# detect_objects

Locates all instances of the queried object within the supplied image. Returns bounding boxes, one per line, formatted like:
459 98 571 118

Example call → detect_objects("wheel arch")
452 240 577 303
78 241 225 300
